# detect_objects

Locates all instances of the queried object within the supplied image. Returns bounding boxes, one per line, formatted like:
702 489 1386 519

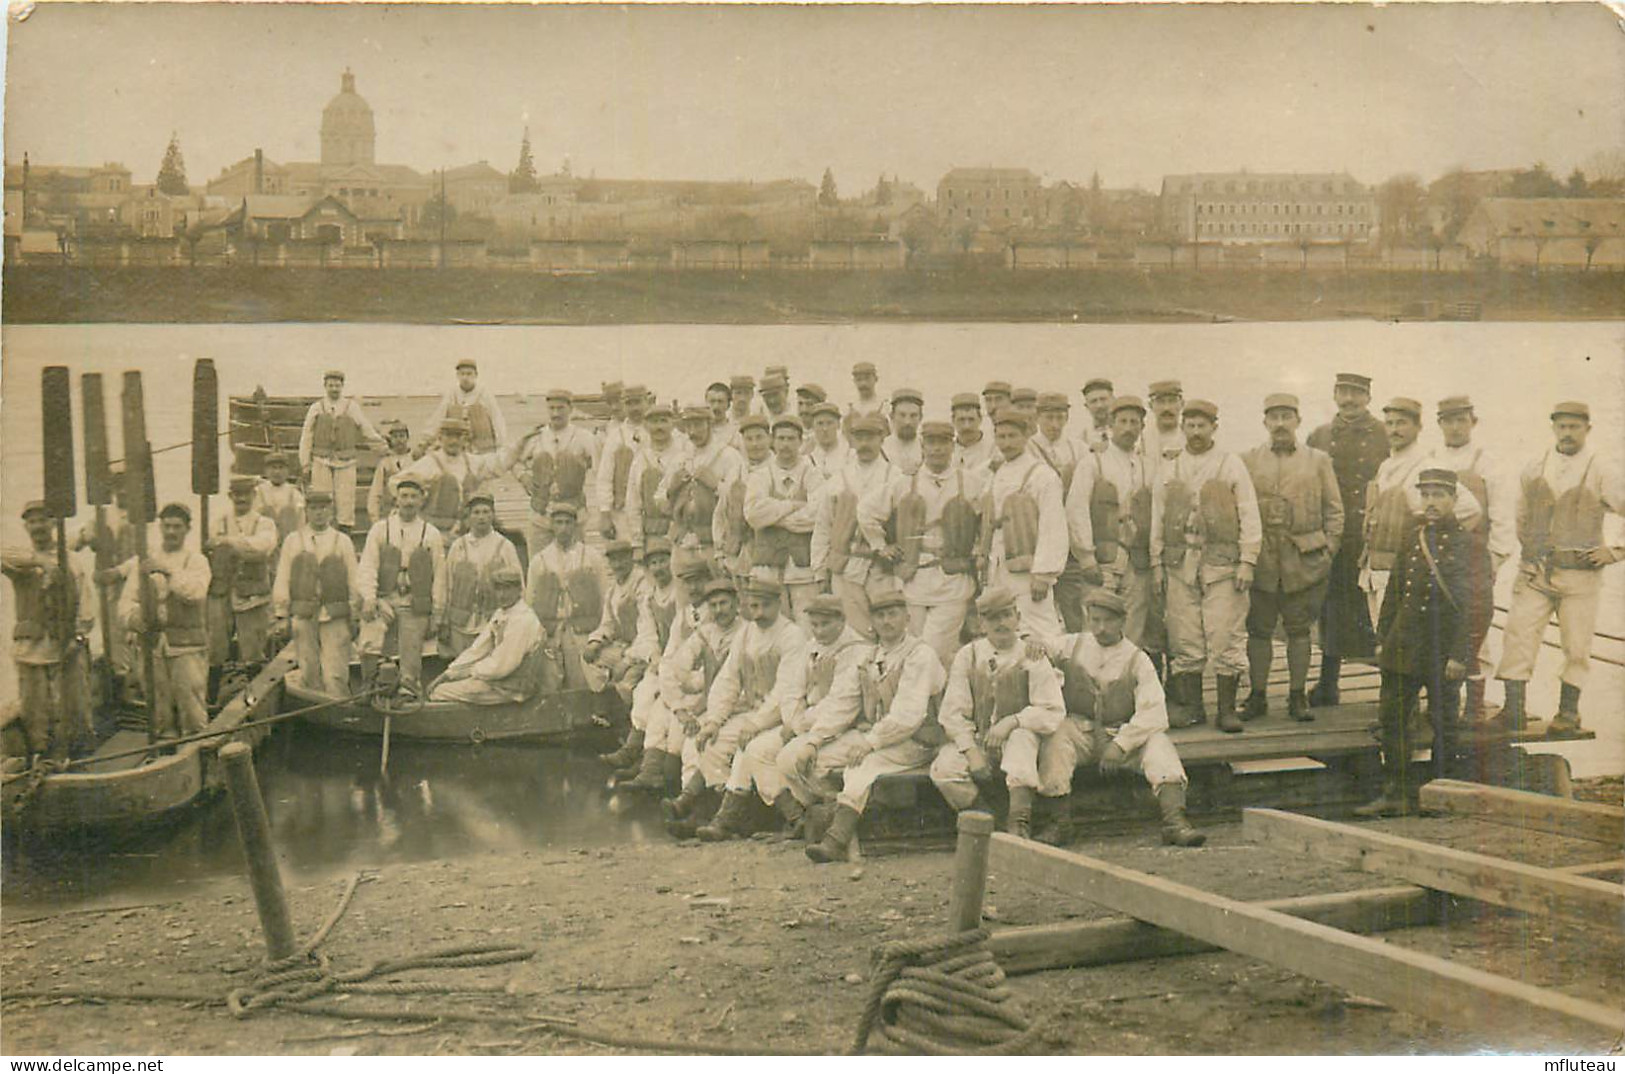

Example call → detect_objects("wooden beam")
1242 808 1624 931
989 859 1620 976
1419 780 1622 846
988 835 1621 1044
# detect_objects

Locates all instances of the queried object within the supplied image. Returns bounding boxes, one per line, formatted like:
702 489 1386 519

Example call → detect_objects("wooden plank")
989 859 1621 976
1419 780 1622 846
1242 808 1625 931
988 835 1622 1044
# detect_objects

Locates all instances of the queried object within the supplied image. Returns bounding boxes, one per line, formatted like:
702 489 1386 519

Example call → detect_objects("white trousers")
310 460 359 528
1036 717 1187 797
1166 570 1248 677
930 728 1042 810
1498 565 1604 689
909 601 968 671
813 729 935 813
293 616 353 697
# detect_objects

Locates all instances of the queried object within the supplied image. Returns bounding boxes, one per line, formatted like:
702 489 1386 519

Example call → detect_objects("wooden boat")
1 646 297 834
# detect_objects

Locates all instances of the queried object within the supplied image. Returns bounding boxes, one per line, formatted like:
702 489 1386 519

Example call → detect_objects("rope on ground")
849 928 1044 1056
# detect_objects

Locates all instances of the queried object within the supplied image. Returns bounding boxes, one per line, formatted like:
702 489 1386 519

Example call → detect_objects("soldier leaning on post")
1031 589 1205 848
4 500 96 762
272 490 360 698
881 387 924 476
298 369 387 532
1067 395 1155 650
357 476 446 701
437 491 522 659
119 503 212 742
205 476 279 685
428 566 545 706
1240 393 1344 724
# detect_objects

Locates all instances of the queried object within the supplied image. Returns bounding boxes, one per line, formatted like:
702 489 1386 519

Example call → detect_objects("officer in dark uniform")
1305 371 1388 705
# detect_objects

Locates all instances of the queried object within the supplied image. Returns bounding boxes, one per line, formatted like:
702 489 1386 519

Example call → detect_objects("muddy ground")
3 792 1620 1056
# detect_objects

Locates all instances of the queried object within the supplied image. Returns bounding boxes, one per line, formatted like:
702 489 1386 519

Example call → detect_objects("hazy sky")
4 3 1622 192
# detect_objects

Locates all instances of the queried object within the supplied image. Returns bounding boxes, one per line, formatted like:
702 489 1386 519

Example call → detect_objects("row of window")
1181 179 1360 196
1198 221 1371 236
1196 201 1370 217
942 186 1038 204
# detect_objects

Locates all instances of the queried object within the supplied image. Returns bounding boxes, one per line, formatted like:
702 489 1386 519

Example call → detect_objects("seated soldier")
930 587 1065 837
1033 590 1204 847
588 540 653 768
430 567 543 704
620 555 720 794
796 589 949 864
656 579 746 834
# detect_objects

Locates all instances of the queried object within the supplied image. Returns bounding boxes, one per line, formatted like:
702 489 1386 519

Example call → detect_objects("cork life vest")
147 582 207 650
208 514 272 600
376 518 436 616
1034 437 1077 499
565 553 604 634
529 446 556 515
757 463 813 570
737 634 784 712
1160 456 1241 568
858 637 945 746
1364 475 1416 572
10 555 76 648
311 403 361 462
639 449 672 539
720 475 750 558
806 634 862 708
610 576 642 644
423 453 466 534
889 470 930 581
484 608 546 701
287 532 351 620
1452 447 1490 537
446 399 498 454
1088 453 1124 566
610 436 635 511
996 460 1042 573
1056 635 1138 727
554 448 589 506
1521 453 1606 569
260 483 304 542
824 471 863 574
672 458 722 548
374 455 411 520
445 553 493 629
648 586 679 653
697 623 733 696
967 642 1031 737
938 471 980 576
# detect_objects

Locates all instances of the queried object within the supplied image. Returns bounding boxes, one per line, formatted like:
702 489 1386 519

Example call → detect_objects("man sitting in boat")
367 420 415 524
525 502 607 691
509 388 599 557
427 358 509 455
428 566 543 705
4 500 96 761
393 418 510 538
118 503 213 744
298 369 387 533
253 450 305 555
204 477 279 696
357 477 447 702
436 492 522 660
272 491 360 698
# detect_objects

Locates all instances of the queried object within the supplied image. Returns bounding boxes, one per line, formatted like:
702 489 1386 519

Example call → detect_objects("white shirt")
703 614 810 738
882 433 923 476
448 599 543 691
1045 632 1167 754
860 463 989 606
299 397 384 469
428 385 510 450
1067 442 1149 570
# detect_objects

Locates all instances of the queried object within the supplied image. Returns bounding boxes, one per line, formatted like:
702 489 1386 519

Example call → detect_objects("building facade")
1159 171 1374 244
937 168 1043 229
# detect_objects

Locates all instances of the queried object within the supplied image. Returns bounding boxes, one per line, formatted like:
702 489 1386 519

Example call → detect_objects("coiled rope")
849 928 1043 1055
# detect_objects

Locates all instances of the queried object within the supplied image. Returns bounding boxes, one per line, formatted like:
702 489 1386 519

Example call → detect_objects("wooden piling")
947 810 995 934
220 742 297 960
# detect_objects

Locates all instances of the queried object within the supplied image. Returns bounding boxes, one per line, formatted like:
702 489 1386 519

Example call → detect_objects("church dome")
321 69 375 167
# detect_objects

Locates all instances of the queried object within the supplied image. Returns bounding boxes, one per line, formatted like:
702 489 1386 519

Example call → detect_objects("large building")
937 168 1043 230
1159 171 1374 244
1456 197 1625 269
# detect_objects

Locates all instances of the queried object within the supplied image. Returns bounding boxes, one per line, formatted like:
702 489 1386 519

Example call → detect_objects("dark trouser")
1377 667 1462 787
1247 581 1326 695
1053 558 1087 635
1319 549 1375 662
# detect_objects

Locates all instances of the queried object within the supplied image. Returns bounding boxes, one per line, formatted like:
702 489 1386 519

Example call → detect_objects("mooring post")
220 742 297 960
948 810 995 934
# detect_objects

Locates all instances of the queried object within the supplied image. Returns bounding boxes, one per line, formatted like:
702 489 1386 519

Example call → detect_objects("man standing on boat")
429 566 544 705
626 404 693 558
813 414 895 638
597 384 648 543
367 420 415 525
1068 396 1156 651
526 502 607 691
205 477 279 685
254 451 306 555
392 418 509 538
509 388 599 556
272 491 360 698
744 416 825 620
75 473 141 701
298 370 386 533
881 387 924 476
119 503 212 742
5 500 96 760
437 492 522 659
427 358 508 455
357 477 447 702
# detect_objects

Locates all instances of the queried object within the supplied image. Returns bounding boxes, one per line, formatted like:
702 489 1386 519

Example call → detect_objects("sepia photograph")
1 0 1621 1060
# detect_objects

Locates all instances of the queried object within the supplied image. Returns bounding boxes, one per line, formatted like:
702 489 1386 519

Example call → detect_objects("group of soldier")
6 355 1620 842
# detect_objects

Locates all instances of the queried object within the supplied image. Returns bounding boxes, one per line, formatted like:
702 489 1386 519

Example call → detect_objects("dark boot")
1309 655 1341 707
1242 690 1269 721
805 804 860 863
598 728 644 768
1485 680 1527 733
1032 795 1073 847
1167 674 1202 729
1244 636 1272 721
624 747 671 793
1155 783 1206 847
207 665 224 706
1288 690 1312 722
1547 683 1583 740
660 751 683 797
773 792 807 839
1285 634 1312 700
1353 778 1411 818
1185 674 1208 726
1214 675 1243 734
697 789 757 841
661 773 709 837
1006 786 1035 838
1461 678 1486 721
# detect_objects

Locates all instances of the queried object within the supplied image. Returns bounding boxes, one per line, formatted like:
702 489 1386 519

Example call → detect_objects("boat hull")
285 681 614 746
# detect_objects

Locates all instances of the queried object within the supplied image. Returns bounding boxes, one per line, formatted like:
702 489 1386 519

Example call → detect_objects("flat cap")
920 420 955 440
20 499 48 519
645 403 675 420
760 373 789 392
850 414 888 437
265 451 292 467
393 476 424 493
681 405 712 423
730 374 756 390
1382 397 1423 419
465 491 495 508
601 381 624 398
976 587 1018 618
868 589 908 613
1182 399 1219 421
707 381 730 395
158 502 191 523
1011 387 1039 405
491 565 524 587
604 539 636 557
455 358 478 371
229 476 259 494
548 502 580 520
383 419 411 436
322 369 346 381
1336 372 1373 391
1551 400 1590 421
1436 395 1474 417
1263 393 1300 414
892 387 924 406
852 361 878 376
1416 467 1458 491
677 556 713 580
439 417 470 434
772 414 805 435
738 414 770 433
1147 379 1182 398
796 383 828 401
1110 395 1147 416
545 387 573 403
743 577 784 600
810 402 842 421
643 536 673 558
704 578 738 599
1082 378 1114 396
992 408 1031 433
765 364 790 379
803 594 845 618
1037 392 1070 412
1084 589 1128 616
305 491 334 506
950 392 982 411
982 380 1013 396
622 383 649 398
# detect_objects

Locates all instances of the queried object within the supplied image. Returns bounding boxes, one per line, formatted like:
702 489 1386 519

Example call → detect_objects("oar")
81 374 117 708
122 372 161 748
192 359 220 557
42 367 78 753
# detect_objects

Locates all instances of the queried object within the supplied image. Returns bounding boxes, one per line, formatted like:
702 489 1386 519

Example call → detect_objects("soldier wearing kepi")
299 369 386 532
983 408 1068 645
806 401 851 479
1032 392 1089 634
757 373 793 423
429 567 545 705
254 450 306 554
930 587 1066 837
427 358 508 455
715 414 772 583
436 492 522 659
800 590 950 864
1139 379 1186 477
510 387 598 555
814 413 896 637
744 415 825 617
1356 469 1491 816
951 393 997 475
357 476 446 701
205 476 279 680
665 405 743 576
1034 590 1205 847
1494 401 1625 739
1306 372 1388 705
120 503 212 742
4 500 95 760
881 387 924 476
1151 399 1262 732
1240 394 1344 723
393 417 510 538
862 420 987 668
597 384 648 542
526 502 607 691
272 491 360 697
796 382 827 430
1079 378 1114 454
845 360 889 435
627 404 694 556
1067 396 1155 647
367 420 415 525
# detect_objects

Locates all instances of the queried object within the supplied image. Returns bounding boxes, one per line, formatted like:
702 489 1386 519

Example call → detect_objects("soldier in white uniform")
951 393 997 475
272 491 359 697
744 416 825 619
509 388 599 555
1079 377 1114 454
881 387 924 476
120 503 213 740
983 409 1068 645
626 404 694 556
597 384 649 542
436 492 522 659
813 414 896 638
427 358 509 455
357 477 446 701
205 477 278 680
5 500 96 759
298 370 386 531
1068 397 1156 650
429 567 544 705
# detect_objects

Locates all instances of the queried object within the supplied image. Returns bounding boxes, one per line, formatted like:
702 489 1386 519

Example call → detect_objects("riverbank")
6 265 1624 325
4 795 1619 1056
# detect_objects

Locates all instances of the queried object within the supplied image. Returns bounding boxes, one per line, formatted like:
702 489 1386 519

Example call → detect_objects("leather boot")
1461 678 1486 721
774 792 807 839
1215 675 1243 734
697 789 757 841
598 728 644 768
624 747 671 793
1309 656 1341 707
1547 683 1583 740
1032 795 1073 847
1353 778 1411 818
1288 690 1312 722
1242 690 1269 721
1244 636 1272 720
661 773 708 834
660 751 683 797
1185 674 1208 726
1155 783 1206 847
1167 674 1201 729
1485 680 1527 733
1006 786 1035 838
805 804 860 863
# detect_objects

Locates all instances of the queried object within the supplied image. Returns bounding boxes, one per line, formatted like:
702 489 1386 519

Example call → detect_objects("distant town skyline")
4 3 1622 193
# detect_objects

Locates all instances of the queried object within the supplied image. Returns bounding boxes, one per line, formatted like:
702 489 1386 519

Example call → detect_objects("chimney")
254 149 264 195
342 68 356 94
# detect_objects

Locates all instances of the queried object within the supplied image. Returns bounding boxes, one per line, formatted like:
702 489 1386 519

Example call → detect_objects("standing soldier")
1032 392 1087 632
1432 395 1517 720
951 393 997 474
796 383 828 430
881 387 924 476
392 418 509 538
1495 402 1624 739
1306 372 1388 705
806 401 850 479
367 420 415 525
427 358 508 455
728 375 757 426
813 414 896 637
76 475 141 701
298 369 386 532
594 381 625 455
357 477 446 701
1079 378 1114 454
981 381 1013 432
120 503 212 742
846 360 889 432
666 405 743 576
744 415 825 618
525 502 608 692
715 414 772 583
930 588 1066 837
757 373 793 424
272 491 359 698
5 501 95 759
705 381 736 450
436 492 522 659
1139 379 1186 477
254 450 306 554
510 388 599 556
597 384 648 542
627 404 693 555
1356 469 1490 816
983 408 1068 644
1151 400 1262 731
205 477 278 684
1068 396 1155 649
1240 394 1344 723
862 420 986 668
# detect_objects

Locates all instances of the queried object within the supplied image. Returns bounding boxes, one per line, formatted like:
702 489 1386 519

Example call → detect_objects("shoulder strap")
1415 530 1462 613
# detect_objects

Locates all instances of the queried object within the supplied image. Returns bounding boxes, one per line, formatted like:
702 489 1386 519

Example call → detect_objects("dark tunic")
1307 410 1388 657
1376 515 1490 679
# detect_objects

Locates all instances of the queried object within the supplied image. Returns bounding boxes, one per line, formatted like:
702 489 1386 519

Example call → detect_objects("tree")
818 168 838 208
1508 163 1562 198
421 189 457 232
509 128 538 194
1566 168 1589 197
1427 168 1481 241
1377 174 1426 248
156 133 189 196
